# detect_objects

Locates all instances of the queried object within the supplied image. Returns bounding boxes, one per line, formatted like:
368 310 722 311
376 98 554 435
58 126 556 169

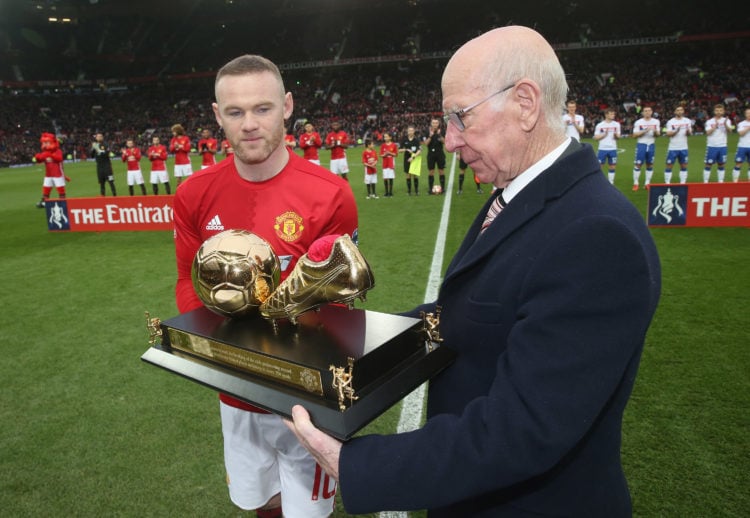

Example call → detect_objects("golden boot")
259 234 374 324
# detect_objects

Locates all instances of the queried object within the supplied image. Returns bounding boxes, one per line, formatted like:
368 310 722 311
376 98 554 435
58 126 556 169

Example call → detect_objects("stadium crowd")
0 19 748 167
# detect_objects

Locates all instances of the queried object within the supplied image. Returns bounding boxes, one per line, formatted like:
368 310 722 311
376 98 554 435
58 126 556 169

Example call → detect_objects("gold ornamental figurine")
420 305 443 352
145 311 162 345
329 357 358 411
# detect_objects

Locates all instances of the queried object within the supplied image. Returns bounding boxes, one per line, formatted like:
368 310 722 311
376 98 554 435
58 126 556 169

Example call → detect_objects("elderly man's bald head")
443 26 567 132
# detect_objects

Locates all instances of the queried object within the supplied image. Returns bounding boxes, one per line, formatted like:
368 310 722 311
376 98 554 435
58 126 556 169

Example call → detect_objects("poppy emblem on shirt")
274 211 304 242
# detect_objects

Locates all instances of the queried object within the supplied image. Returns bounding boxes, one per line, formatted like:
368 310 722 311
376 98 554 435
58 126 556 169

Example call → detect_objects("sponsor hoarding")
45 195 174 232
647 183 750 228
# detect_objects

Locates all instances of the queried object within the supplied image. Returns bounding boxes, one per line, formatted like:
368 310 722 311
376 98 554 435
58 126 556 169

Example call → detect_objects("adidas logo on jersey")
205 215 224 231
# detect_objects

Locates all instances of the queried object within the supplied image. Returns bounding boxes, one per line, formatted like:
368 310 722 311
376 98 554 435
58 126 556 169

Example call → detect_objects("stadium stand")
1 0 748 166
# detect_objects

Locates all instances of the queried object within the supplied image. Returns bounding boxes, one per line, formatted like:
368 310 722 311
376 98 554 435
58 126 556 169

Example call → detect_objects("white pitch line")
378 154 457 518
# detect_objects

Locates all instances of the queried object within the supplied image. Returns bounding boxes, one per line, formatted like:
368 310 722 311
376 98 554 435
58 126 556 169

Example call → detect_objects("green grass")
0 138 748 517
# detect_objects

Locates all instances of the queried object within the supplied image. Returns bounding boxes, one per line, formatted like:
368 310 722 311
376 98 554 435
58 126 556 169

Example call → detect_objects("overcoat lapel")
443 140 597 285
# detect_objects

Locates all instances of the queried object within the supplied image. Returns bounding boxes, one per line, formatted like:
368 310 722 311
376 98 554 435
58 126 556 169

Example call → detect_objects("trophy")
141 231 455 440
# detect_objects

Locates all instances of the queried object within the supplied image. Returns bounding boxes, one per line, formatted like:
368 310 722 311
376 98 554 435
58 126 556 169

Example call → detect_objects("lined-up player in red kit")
198 128 218 169
325 120 350 180
121 138 147 196
299 122 322 165
170 124 193 184
147 136 171 194
221 136 234 159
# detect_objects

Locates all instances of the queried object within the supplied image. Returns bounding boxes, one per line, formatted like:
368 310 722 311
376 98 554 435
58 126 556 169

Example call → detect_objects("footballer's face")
674 107 684 118
714 106 725 118
305 123 313 133
642 107 652 118
745 109 750 121
384 133 391 142
213 71 292 167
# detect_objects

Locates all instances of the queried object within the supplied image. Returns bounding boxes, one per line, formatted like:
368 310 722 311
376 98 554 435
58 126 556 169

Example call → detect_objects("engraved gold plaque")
166 327 323 396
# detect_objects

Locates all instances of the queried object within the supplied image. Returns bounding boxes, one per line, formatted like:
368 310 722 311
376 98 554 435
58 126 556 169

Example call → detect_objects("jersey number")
311 463 336 501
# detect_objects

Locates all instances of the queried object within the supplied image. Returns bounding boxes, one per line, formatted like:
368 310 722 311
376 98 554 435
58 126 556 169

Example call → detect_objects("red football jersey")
221 139 233 156
169 135 192 165
198 137 217 167
380 142 398 169
325 130 348 160
362 148 378 174
35 149 64 177
147 144 168 171
173 149 359 412
300 132 322 160
121 147 141 171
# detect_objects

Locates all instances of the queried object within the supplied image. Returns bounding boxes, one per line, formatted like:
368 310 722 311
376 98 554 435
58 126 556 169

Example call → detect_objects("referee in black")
424 118 446 194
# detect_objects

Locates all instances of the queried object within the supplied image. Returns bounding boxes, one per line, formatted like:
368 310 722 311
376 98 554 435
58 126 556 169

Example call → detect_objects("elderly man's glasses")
443 82 516 131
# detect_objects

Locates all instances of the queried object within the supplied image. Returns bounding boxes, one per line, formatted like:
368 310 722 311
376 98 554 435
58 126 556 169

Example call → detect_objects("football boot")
259 234 374 324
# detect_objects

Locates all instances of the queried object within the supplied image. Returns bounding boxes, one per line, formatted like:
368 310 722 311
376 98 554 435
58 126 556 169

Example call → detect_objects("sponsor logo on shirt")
206 215 224 231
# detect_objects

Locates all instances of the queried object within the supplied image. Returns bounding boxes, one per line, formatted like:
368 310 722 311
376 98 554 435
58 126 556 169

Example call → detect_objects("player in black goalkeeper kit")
91 133 117 196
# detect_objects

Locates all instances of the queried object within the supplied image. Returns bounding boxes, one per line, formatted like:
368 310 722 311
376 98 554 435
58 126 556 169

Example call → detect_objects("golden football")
191 229 280 318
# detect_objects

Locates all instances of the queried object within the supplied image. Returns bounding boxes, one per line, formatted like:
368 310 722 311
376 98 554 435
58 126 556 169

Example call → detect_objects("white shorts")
42 176 66 187
308 159 321 166
127 169 145 186
329 158 349 175
220 403 335 517
174 163 193 177
383 167 395 180
150 169 169 184
364 172 378 184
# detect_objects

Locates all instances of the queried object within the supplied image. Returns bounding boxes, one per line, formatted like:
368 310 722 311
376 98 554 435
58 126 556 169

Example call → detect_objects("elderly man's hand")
284 405 342 482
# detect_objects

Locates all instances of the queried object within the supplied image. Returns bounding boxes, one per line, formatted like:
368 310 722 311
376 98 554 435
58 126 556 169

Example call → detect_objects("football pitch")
0 136 747 517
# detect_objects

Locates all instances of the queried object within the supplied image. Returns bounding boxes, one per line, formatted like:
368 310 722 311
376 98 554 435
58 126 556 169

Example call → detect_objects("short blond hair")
215 55 285 99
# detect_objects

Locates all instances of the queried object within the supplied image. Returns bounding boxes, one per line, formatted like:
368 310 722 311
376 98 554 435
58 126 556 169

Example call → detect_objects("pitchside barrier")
44 195 174 232
648 183 750 228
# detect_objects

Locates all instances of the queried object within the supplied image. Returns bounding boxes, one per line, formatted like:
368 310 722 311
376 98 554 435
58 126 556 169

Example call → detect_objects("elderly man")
287 26 661 517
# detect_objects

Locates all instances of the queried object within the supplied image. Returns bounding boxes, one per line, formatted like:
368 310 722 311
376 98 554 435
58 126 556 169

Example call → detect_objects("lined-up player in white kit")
663 105 693 184
631 106 660 191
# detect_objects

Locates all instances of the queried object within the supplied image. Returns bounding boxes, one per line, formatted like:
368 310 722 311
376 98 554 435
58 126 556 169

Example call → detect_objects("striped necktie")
480 189 506 233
